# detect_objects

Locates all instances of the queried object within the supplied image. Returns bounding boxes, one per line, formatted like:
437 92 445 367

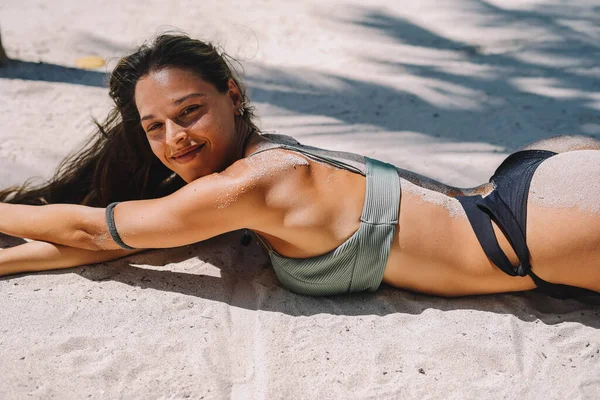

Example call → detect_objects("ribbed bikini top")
250 134 367 174
247 134 401 296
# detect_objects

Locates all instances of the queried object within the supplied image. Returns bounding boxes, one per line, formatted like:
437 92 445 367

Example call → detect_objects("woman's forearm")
0 240 144 277
0 203 105 250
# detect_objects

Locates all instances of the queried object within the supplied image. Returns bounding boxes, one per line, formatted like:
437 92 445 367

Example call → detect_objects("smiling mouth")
171 144 204 163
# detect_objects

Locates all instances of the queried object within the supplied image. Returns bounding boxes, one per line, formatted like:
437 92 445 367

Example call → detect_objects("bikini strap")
246 143 365 176
475 191 531 277
457 195 522 276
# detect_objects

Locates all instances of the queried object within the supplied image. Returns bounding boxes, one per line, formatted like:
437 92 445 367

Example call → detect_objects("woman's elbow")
74 229 112 251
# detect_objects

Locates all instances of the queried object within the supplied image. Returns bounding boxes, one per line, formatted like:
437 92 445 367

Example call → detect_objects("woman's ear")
227 78 243 109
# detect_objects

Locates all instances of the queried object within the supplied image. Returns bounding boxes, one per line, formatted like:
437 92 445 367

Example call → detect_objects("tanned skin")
1 67 598 296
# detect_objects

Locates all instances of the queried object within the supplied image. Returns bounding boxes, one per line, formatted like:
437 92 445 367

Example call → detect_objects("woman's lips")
171 144 204 163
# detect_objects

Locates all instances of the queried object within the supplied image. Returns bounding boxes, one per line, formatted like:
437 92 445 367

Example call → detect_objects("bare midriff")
381 186 537 297
254 152 535 296
382 179 600 296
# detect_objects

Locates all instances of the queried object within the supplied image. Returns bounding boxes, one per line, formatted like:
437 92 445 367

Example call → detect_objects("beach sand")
0 0 599 398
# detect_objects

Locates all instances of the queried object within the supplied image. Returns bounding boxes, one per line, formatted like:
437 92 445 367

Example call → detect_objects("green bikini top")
105 134 401 297
250 135 401 296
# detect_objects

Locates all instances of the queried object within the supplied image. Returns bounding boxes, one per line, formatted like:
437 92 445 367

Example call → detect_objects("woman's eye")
181 105 200 116
146 123 161 132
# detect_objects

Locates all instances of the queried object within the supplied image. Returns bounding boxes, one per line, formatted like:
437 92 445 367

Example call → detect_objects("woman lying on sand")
0 34 599 299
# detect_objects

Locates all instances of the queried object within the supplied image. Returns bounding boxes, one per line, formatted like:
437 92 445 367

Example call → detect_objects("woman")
0 34 598 298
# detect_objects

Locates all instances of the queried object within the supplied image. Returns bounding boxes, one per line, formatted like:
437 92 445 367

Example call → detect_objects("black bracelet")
105 202 136 250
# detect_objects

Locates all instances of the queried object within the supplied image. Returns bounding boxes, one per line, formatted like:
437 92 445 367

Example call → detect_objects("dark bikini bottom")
457 150 599 299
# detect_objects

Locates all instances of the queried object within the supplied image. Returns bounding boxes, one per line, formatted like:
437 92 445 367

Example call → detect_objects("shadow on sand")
2 232 593 328
0 59 107 88
245 1 599 150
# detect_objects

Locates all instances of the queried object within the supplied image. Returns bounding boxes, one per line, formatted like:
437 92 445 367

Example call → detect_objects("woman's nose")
164 119 188 145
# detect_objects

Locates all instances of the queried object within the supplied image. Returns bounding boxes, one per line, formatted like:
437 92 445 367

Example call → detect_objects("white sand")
1 0 599 398
531 150 600 213
400 178 466 218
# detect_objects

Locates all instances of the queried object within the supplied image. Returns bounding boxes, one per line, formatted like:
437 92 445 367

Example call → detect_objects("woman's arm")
0 203 105 250
0 240 144 277
0 161 269 251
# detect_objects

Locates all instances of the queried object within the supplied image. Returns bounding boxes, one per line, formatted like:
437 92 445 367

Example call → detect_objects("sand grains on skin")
216 150 310 209
400 178 466 218
530 150 600 214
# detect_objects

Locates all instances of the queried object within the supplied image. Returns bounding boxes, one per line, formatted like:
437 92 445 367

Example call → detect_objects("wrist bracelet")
106 202 136 250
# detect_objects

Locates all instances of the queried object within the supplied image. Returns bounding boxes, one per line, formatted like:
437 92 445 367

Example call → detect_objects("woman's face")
134 67 242 183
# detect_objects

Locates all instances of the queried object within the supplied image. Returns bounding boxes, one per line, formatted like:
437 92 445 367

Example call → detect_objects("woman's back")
242 135 600 297
239 134 486 296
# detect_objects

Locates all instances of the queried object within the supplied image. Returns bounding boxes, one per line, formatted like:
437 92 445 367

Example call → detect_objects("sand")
400 178 466 218
531 150 600 213
1 0 599 398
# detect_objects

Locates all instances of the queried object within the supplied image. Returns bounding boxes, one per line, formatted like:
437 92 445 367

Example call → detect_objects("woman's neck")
228 118 257 163
236 119 273 159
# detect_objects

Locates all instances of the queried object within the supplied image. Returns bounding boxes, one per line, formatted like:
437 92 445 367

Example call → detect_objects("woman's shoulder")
222 139 313 191
255 132 368 175
260 132 302 146
257 133 468 196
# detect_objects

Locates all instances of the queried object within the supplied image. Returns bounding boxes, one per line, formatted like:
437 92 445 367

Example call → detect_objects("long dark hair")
0 33 258 206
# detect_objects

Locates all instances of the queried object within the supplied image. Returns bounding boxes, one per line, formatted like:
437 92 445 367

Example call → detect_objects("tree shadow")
244 1 599 151
0 59 107 87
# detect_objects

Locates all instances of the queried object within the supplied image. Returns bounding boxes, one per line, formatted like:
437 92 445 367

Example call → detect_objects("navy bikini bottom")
457 150 598 299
